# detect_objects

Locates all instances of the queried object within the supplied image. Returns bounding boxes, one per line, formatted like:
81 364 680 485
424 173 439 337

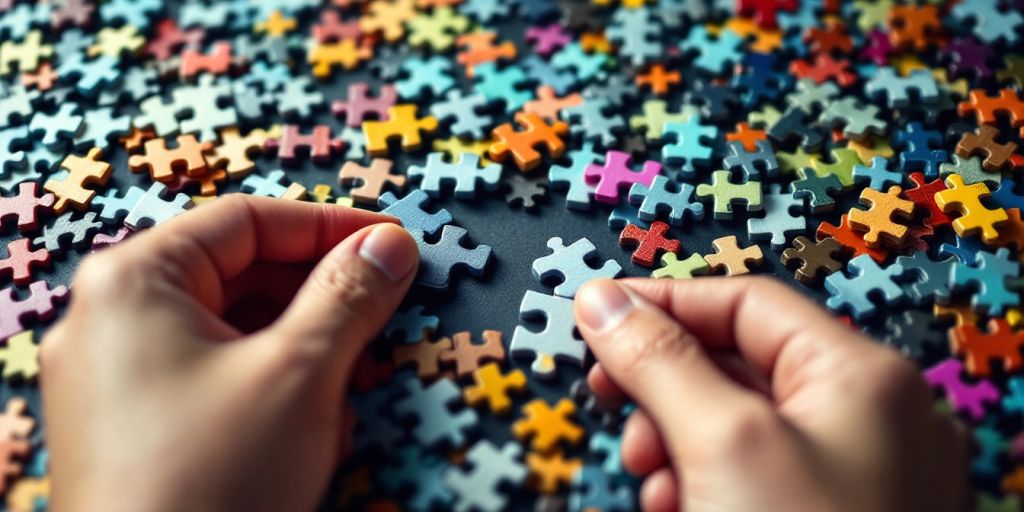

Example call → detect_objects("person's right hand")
574 277 969 512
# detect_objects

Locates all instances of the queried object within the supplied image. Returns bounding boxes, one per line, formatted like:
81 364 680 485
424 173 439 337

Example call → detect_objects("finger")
587 364 627 402
615 277 864 402
574 279 767 459
640 467 679 512
223 262 313 310
112 195 395 313
269 223 418 376
621 409 669 476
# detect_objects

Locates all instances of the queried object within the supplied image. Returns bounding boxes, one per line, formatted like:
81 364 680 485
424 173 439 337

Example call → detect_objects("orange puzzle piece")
636 63 681 95
526 450 582 494
950 318 1024 377
523 86 582 121
847 186 915 248
489 112 569 172
128 134 213 182
44 148 111 213
958 88 1024 128
392 336 452 380
207 127 271 180
704 235 764 276
462 362 527 415
456 31 516 75
438 330 506 379
338 158 407 205
363 104 438 156
512 398 584 453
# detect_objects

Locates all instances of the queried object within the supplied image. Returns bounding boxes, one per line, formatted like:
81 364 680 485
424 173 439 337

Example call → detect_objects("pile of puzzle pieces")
1 0 1024 509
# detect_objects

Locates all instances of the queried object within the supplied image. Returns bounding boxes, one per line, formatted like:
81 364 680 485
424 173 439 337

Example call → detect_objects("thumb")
270 223 419 377
574 279 773 462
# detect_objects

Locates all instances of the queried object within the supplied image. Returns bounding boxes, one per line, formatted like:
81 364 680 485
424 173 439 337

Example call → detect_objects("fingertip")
575 279 634 335
640 467 679 512
356 223 419 283
622 409 669 476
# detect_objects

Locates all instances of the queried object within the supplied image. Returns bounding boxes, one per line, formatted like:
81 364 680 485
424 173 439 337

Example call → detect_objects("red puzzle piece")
0 239 50 286
619 221 681 267
902 171 952 228
816 214 888 263
736 0 797 28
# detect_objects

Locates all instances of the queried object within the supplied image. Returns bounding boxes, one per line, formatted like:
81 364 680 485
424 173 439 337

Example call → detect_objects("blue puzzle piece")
747 184 806 250
549 142 600 211
474 62 532 114
412 225 492 290
409 152 502 199
510 290 584 379
378 190 452 236
951 248 1020 316
396 56 455 99
384 305 440 344
895 122 947 179
896 251 956 305
825 254 906 320
679 26 742 75
627 175 704 226
661 116 717 179
532 237 622 298
394 376 477 448
852 156 903 190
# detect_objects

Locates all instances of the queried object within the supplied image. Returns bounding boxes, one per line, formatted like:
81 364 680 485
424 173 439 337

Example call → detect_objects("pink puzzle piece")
0 280 69 341
525 23 571 57
584 151 661 205
923 358 999 421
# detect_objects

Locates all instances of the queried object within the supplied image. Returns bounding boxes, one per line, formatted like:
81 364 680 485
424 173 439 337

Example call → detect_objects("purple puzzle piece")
923 359 999 421
584 151 661 205
0 280 70 341
525 23 571 57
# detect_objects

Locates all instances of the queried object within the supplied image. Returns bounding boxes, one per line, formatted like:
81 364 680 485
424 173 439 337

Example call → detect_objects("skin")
42 197 968 511
574 278 970 512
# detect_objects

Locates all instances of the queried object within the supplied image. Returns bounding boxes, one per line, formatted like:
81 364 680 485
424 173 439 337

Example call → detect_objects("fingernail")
358 224 417 282
577 280 634 333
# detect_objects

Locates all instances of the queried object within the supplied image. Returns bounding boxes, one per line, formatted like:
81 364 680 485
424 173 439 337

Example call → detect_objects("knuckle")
310 257 380 313
73 254 136 298
714 402 780 455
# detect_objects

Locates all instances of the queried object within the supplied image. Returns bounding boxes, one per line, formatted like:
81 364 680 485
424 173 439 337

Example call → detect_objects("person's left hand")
41 195 419 512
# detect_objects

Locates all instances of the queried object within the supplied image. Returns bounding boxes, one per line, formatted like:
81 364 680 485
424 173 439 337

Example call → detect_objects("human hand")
41 195 418 511
574 277 968 512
